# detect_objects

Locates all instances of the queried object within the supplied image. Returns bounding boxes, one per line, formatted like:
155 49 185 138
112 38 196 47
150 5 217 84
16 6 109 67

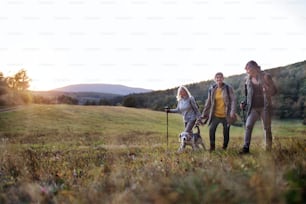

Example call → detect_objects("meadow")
0 104 305 204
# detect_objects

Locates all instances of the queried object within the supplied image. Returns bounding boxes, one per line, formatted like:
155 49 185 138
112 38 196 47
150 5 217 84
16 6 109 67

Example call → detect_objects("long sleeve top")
244 71 277 116
202 83 236 125
169 96 201 122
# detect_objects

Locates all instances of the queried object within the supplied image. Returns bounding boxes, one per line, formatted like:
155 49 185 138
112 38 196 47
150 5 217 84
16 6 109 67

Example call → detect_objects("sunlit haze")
0 0 305 91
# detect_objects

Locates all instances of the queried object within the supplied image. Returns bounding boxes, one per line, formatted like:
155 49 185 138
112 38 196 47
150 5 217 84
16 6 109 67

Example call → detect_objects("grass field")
0 104 305 204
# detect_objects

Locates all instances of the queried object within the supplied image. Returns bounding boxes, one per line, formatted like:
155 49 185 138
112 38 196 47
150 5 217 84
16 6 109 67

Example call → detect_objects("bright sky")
0 0 305 91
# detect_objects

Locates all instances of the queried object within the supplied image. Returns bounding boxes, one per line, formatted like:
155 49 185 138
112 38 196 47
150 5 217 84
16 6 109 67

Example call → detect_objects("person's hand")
228 113 237 125
197 116 208 125
164 106 170 113
195 119 203 126
240 101 246 110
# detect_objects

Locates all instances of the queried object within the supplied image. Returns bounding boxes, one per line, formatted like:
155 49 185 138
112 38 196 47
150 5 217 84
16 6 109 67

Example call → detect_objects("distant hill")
31 84 153 105
53 84 153 95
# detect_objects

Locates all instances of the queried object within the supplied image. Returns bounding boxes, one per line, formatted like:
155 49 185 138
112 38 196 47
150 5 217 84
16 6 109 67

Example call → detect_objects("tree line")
1 60 305 122
121 61 306 121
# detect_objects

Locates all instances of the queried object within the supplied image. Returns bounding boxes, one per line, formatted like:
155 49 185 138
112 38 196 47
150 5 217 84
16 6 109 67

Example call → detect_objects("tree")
57 95 78 105
0 69 31 105
122 96 137 107
99 99 111 106
8 69 31 91
0 72 8 96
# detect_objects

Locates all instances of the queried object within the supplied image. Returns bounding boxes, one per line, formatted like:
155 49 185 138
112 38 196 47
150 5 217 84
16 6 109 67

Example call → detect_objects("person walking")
166 85 201 134
201 72 236 152
239 60 277 154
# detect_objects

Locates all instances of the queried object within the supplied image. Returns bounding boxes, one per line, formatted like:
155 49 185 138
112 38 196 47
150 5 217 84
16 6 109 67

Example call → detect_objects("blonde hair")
176 85 192 101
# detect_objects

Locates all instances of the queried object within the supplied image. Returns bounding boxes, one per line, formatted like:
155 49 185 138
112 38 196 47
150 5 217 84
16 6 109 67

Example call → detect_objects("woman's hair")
245 60 261 70
176 85 192 101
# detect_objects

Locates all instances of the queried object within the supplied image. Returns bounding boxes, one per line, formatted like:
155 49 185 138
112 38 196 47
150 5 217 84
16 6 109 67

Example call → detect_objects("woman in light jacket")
167 85 201 134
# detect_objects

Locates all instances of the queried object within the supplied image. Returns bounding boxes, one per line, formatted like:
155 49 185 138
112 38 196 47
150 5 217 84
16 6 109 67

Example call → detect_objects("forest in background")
122 60 306 120
0 60 305 121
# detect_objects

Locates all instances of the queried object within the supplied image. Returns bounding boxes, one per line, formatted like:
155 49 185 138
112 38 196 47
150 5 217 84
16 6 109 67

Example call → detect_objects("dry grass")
0 104 305 204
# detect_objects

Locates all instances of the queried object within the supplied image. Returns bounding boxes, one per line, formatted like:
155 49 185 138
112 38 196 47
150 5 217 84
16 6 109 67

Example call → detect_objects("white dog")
177 125 205 153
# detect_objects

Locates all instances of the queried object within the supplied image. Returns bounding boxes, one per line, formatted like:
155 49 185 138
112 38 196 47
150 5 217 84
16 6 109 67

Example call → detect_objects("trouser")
243 108 272 150
209 116 230 148
184 120 196 134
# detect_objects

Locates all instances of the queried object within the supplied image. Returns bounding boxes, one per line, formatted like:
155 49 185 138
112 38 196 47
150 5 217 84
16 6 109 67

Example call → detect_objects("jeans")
184 120 196 134
243 108 272 150
209 116 230 148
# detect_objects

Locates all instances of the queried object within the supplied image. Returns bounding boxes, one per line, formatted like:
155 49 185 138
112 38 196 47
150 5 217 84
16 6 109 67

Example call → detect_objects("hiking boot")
209 144 215 152
239 147 249 154
266 146 272 152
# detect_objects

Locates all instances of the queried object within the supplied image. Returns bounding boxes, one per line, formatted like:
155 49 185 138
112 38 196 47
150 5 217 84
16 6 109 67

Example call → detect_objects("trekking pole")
166 111 169 150
164 106 170 151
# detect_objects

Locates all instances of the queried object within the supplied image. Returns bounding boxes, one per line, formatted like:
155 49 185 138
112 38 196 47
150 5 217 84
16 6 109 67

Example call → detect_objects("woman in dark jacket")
239 60 277 154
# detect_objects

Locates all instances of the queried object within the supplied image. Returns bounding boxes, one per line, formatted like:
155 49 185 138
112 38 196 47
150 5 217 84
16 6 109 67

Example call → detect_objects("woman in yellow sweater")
201 72 236 152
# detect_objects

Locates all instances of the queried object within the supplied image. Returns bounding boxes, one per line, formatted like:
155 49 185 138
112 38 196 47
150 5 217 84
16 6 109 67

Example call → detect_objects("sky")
0 0 305 91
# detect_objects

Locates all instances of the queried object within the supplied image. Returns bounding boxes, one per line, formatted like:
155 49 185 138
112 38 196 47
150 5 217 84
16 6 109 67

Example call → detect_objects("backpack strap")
225 84 231 102
189 97 196 114
211 83 231 102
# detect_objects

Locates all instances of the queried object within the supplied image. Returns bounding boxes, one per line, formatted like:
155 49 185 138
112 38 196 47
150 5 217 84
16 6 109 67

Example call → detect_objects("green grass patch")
0 104 305 203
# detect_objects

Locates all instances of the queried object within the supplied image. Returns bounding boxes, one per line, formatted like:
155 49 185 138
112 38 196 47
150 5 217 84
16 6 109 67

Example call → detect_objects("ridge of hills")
36 60 305 98
52 83 153 95
123 60 306 117
31 84 153 105
31 60 306 116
